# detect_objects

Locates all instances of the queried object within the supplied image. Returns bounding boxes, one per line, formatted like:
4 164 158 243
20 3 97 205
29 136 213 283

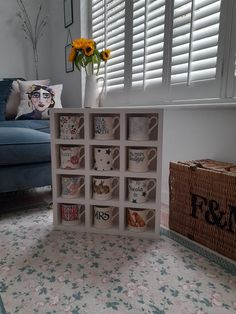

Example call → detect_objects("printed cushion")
16 82 63 120
15 79 50 120
0 80 12 121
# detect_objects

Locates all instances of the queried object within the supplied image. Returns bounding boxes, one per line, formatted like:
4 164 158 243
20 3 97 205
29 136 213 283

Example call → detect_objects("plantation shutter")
171 0 222 85
90 0 228 104
132 0 166 88
91 0 125 91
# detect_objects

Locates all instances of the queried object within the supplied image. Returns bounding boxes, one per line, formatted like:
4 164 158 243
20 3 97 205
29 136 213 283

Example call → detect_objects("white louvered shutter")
171 0 221 85
91 0 125 91
132 0 166 88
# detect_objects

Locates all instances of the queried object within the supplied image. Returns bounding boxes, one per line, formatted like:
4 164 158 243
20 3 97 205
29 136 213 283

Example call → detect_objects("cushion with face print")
16 83 63 120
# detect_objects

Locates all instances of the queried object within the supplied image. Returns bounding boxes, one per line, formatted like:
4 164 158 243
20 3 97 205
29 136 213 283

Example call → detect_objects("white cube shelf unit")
50 107 163 239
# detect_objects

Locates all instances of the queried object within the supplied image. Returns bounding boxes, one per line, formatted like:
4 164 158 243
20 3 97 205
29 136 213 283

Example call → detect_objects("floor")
0 188 235 314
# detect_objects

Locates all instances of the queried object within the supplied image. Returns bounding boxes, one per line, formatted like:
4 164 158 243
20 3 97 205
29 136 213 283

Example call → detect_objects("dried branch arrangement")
16 0 47 79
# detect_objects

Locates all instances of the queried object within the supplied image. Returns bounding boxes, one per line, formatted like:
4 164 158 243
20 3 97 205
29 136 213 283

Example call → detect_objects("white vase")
84 75 105 108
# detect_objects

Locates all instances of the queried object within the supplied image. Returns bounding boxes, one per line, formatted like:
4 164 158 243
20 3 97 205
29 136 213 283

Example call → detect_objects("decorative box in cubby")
50 107 163 239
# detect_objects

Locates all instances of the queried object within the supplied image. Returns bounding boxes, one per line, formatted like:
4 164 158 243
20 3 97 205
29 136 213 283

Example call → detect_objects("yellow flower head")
72 38 86 50
68 47 77 62
101 49 111 62
83 41 95 57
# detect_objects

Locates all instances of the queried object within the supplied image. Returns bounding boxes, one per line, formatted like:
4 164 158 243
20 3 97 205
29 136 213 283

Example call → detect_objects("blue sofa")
0 79 52 193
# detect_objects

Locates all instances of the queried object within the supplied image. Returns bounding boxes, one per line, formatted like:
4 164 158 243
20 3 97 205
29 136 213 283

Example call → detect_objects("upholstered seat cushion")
0 120 50 133
0 127 51 165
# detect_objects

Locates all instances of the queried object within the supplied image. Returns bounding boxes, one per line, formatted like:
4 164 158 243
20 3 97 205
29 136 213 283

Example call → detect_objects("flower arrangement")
16 0 47 80
68 38 111 76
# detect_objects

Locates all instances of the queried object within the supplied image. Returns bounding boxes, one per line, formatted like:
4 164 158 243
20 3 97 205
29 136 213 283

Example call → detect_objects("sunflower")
83 41 95 57
72 38 86 50
101 49 111 62
68 47 77 62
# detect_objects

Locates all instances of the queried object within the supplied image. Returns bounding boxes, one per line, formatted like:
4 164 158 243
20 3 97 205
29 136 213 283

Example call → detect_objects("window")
89 0 236 106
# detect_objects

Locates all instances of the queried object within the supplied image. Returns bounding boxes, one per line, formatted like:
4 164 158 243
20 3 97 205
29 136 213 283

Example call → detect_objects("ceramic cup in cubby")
127 208 154 232
128 178 156 203
94 146 119 171
93 205 118 229
94 116 120 140
61 204 85 225
60 115 84 139
128 147 157 172
93 176 119 200
60 146 85 169
128 116 158 141
61 175 85 198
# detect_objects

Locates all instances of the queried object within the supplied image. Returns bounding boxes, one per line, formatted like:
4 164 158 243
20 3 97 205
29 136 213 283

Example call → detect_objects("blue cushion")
0 120 50 133
0 127 51 165
0 80 12 121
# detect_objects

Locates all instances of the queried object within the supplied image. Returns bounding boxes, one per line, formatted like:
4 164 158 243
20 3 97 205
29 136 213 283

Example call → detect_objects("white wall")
48 0 88 108
0 0 51 79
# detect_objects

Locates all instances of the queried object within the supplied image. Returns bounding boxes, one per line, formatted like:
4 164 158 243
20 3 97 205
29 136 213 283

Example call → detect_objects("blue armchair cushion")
0 80 12 121
0 127 51 166
0 120 50 133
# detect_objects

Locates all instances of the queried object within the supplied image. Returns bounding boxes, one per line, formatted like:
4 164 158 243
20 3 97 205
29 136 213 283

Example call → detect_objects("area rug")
0 207 236 314
0 296 6 314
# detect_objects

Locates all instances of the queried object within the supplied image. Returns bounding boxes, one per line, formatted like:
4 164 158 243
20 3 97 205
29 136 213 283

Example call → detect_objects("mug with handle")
93 205 118 229
94 116 120 140
128 115 158 140
60 146 85 169
128 147 157 172
93 176 119 200
128 178 156 203
127 208 155 232
60 115 84 139
61 204 85 225
61 176 85 198
94 146 120 171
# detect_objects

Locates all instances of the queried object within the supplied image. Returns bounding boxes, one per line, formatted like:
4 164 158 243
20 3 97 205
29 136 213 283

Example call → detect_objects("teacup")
127 208 155 232
93 176 119 200
94 146 119 171
94 116 120 140
93 205 118 229
61 204 85 225
128 147 157 172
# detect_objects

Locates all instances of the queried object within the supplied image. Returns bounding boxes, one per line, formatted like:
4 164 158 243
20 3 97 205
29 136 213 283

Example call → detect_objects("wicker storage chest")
169 159 236 261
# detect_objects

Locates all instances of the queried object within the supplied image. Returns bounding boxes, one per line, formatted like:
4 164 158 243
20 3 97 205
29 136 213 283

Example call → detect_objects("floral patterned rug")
0 207 236 314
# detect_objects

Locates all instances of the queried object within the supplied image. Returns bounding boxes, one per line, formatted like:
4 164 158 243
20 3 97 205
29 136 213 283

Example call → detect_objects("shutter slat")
171 0 221 85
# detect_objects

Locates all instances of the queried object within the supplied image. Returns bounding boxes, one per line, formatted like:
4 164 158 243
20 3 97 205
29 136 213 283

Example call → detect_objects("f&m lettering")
190 193 236 233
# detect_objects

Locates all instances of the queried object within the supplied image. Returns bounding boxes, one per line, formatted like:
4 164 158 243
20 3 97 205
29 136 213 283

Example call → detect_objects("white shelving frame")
50 107 163 239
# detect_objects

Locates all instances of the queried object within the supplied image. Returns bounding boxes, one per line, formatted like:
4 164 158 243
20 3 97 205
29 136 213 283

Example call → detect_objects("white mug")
128 178 156 203
60 146 85 169
93 206 118 229
93 176 119 200
61 204 85 225
128 116 158 140
128 147 157 172
94 147 119 171
60 115 84 140
127 208 155 232
94 116 120 140
61 176 85 198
